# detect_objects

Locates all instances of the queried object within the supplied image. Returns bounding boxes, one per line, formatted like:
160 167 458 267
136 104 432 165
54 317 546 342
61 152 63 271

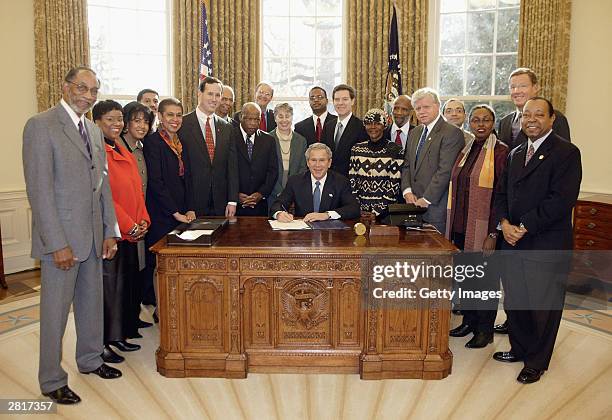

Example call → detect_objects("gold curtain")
346 0 428 117
518 0 572 112
173 0 202 111
34 0 90 112
209 0 260 111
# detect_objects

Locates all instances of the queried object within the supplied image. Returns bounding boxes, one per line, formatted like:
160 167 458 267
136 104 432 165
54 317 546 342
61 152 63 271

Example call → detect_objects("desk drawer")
574 218 612 239
575 203 612 222
574 233 612 250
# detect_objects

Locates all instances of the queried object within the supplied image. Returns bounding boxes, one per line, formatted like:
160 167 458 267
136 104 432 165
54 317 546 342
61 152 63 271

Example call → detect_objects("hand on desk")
303 212 330 222
277 211 294 222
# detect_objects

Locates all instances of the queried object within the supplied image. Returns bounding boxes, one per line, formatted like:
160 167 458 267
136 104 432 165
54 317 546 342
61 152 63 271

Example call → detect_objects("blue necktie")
246 134 253 159
415 126 428 165
313 181 321 212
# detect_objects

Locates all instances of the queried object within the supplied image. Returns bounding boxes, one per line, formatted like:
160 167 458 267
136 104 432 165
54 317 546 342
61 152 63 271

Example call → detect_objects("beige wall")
566 0 612 194
0 1 610 195
0 0 36 192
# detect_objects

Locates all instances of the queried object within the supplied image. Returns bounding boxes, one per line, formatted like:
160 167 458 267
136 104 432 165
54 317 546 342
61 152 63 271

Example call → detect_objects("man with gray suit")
401 88 464 233
22 67 122 405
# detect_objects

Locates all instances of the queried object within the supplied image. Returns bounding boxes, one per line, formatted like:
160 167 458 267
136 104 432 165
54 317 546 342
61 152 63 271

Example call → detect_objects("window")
261 0 344 122
88 0 172 101
431 0 521 120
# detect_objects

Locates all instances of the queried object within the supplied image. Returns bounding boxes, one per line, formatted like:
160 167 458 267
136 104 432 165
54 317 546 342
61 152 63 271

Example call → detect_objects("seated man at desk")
270 143 360 222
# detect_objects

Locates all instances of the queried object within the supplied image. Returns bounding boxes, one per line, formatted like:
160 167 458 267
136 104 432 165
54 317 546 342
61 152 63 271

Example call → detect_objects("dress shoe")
42 385 81 405
137 319 153 329
109 340 141 352
517 367 544 384
493 351 522 363
449 324 473 337
102 345 124 363
82 363 122 379
465 332 493 348
494 320 509 334
153 311 159 323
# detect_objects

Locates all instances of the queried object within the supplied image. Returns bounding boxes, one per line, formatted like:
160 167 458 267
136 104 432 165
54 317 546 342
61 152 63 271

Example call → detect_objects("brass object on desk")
353 222 367 236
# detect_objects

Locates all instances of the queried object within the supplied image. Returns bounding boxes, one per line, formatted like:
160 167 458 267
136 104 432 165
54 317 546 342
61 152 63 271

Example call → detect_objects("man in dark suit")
233 82 276 132
270 143 360 222
321 84 367 177
22 67 122 404
495 68 572 335
384 94 415 151
498 67 571 151
294 86 337 145
493 97 581 384
234 102 279 216
401 88 464 233
179 76 239 217
215 84 235 124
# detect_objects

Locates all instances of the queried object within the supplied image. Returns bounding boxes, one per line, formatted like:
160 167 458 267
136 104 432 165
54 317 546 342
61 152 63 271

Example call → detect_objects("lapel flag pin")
329 193 333 197
539 155 544 160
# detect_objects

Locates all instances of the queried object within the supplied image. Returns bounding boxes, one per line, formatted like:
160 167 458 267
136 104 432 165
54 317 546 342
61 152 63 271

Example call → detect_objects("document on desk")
268 220 311 230
177 229 215 240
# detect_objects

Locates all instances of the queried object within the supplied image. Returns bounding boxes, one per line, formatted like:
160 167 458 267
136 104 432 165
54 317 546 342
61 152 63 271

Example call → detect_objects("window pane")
492 101 515 121
498 0 520 6
467 11 494 53
263 58 290 96
269 100 312 124
289 58 316 96
316 17 343 57
317 0 342 16
441 0 466 13
292 0 316 16
93 52 168 96
497 7 520 52
440 14 466 54
439 57 465 96
468 0 496 10
290 17 316 57
263 17 290 57
466 56 492 95
262 0 289 16
316 58 342 93
494 54 517 95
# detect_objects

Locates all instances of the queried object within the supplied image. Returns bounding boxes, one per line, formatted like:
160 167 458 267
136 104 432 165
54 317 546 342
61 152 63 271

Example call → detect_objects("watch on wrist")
488 232 498 239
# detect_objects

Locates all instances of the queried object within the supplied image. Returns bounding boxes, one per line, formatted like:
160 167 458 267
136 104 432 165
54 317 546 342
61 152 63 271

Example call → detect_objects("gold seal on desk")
353 222 367 236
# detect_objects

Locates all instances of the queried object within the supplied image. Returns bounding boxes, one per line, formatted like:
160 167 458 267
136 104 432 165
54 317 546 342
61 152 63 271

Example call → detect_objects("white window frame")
427 0 519 103
259 0 345 116
89 0 174 102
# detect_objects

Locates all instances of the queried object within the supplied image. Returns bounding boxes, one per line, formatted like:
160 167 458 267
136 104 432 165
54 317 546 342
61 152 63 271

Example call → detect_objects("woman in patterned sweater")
348 108 403 220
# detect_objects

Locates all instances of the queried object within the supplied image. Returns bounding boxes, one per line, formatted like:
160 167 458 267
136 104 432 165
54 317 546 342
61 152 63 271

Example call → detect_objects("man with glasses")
233 82 277 132
22 66 122 404
295 86 338 145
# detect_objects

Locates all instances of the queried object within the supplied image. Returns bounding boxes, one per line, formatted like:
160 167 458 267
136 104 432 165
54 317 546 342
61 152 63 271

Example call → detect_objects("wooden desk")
152 218 455 380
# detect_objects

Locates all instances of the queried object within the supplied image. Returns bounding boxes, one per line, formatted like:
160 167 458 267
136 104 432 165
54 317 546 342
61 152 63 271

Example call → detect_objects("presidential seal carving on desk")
281 282 330 329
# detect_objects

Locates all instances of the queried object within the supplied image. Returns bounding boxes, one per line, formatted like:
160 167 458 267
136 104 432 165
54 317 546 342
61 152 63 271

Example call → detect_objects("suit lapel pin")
329 193 333 197
539 155 544 160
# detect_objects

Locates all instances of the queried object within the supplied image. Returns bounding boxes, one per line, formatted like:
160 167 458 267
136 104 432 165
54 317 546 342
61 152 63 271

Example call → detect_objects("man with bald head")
216 84 235 124
384 94 415 151
233 82 277 132
23 66 122 404
233 102 279 215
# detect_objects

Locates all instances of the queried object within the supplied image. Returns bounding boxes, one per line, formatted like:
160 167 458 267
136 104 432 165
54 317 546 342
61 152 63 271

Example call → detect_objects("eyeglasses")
309 95 325 100
66 80 99 96
257 91 272 98
470 118 494 124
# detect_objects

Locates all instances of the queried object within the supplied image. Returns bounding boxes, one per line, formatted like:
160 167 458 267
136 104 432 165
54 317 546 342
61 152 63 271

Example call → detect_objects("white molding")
0 189 37 274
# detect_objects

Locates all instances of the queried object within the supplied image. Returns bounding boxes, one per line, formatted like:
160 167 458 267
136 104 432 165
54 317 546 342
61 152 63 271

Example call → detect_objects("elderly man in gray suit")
22 67 122 405
401 88 464 233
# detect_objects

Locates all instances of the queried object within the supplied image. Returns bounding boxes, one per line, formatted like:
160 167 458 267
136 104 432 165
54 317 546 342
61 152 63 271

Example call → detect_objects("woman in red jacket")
93 100 151 364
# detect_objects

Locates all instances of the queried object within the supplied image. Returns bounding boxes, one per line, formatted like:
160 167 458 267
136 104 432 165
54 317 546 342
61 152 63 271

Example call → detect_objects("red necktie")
395 130 402 147
205 117 215 161
259 111 267 131
315 117 322 142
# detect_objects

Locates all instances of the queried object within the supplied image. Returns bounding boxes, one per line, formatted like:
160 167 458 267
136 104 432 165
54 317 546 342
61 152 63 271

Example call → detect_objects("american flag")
384 5 402 119
199 1 213 79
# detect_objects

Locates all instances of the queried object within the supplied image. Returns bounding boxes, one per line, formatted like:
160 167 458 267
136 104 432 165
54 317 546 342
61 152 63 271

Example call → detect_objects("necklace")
279 138 291 155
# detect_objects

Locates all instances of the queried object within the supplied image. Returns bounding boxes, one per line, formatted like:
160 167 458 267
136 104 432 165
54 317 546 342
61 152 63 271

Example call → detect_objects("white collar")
60 98 86 128
196 107 215 125
311 173 328 189
312 111 328 125
527 129 553 153
336 112 353 127
423 114 442 133
240 125 254 141
392 122 410 134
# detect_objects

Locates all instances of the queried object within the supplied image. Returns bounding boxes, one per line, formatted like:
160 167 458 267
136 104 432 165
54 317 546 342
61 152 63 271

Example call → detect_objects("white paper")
177 229 215 240
268 220 311 230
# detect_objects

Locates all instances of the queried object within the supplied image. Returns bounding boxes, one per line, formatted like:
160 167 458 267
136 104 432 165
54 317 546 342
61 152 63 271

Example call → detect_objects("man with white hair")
401 87 464 233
